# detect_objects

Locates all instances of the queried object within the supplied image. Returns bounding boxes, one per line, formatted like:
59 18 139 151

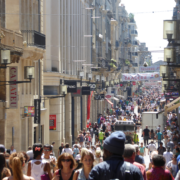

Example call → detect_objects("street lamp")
160 65 169 78
164 47 176 63
0 50 11 68
24 66 35 80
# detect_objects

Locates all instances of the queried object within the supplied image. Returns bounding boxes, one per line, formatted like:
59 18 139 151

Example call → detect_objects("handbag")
41 173 50 180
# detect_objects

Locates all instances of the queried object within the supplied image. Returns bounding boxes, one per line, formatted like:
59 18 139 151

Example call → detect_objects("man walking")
99 129 105 146
88 131 143 180
156 129 163 147
143 126 150 146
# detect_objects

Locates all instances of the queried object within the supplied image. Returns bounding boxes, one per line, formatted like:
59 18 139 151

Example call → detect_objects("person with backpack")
88 131 143 180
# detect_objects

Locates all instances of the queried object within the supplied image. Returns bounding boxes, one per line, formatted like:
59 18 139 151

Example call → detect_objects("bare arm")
27 161 31 176
44 162 53 180
73 171 79 180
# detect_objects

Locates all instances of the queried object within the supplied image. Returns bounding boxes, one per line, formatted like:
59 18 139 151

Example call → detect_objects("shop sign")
89 83 96 91
82 87 90 95
94 94 104 100
143 81 162 86
105 95 111 98
64 80 77 93
72 87 82 97
9 67 18 108
122 72 160 82
139 65 160 72
24 106 35 117
34 99 41 124
49 115 56 130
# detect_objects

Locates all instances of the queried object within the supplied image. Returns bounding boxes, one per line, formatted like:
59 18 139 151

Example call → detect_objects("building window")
0 0 5 28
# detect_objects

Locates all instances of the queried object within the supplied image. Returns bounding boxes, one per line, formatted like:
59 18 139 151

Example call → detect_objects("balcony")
21 30 46 49
131 52 138 56
131 30 138 36
132 41 139 46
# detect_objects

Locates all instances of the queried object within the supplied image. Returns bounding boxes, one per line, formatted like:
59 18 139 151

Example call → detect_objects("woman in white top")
3 153 34 180
27 143 52 180
166 154 177 178
73 148 94 180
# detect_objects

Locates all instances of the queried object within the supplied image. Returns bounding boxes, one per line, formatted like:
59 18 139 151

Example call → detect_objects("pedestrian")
135 147 146 167
163 146 173 166
139 142 146 156
167 138 174 152
4 153 34 180
10 145 16 155
157 142 166 155
98 129 104 146
73 148 94 180
88 131 143 180
93 148 103 166
27 143 52 180
146 154 174 180
150 129 155 140
156 129 163 147
58 142 64 156
143 126 150 146
124 144 147 180
53 153 76 180
175 161 180 180
73 145 79 159
61 143 73 155
133 130 139 144
147 141 157 158
0 153 6 177
166 154 177 178
1 167 11 179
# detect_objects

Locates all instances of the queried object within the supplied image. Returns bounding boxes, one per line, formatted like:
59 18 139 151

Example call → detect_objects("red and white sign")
49 115 56 130
105 95 111 98
122 72 160 82
143 81 162 86
9 67 18 108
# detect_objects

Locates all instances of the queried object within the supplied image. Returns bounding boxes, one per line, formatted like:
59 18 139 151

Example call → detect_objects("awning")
105 98 113 106
164 96 180 115
113 97 119 101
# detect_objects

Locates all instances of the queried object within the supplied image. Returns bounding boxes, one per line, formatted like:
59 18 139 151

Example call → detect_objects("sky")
120 0 176 63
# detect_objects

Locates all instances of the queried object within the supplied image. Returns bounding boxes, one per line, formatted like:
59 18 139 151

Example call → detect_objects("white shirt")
148 144 156 152
75 154 81 160
163 151 173 166
61 148 73 155
10 149 16 154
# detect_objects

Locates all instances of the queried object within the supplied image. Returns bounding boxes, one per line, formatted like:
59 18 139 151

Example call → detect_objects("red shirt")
146 167 174 180
124 158 147 180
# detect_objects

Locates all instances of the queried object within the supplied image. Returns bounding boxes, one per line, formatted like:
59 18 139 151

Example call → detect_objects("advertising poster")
139 65 160 72
49 115 56 130
24 106 35 117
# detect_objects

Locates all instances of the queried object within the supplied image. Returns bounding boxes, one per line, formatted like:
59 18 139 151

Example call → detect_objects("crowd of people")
1 86 180 180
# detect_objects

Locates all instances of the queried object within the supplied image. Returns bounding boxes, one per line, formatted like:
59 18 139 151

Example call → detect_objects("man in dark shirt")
157 142 166 155
135 147 146 168
143 126 150 146
58 142 64 155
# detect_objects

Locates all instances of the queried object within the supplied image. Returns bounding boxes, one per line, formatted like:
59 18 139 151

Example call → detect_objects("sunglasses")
44 149 50 152
62 159 71 162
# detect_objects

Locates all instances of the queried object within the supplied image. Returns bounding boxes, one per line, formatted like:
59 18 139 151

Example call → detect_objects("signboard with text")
139 66 160 72
24 106 35 117
64 80 77 93
34 99 41 124
122 72 160 81
143 81 162 86
49 115 56 130
9 67 18 108
82 87 90 95
72 87 82 97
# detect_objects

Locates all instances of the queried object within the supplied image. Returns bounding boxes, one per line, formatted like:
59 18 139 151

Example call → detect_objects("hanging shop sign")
24 106 35 117
72 87 82 97
82 87 90 95
94 94 104 100
122 72 160 81
132 82 136 85
9 67 18 108
89 83 96 91
139 66 160 72
34 99 41 124
49 115 56 130
64 80 77 93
